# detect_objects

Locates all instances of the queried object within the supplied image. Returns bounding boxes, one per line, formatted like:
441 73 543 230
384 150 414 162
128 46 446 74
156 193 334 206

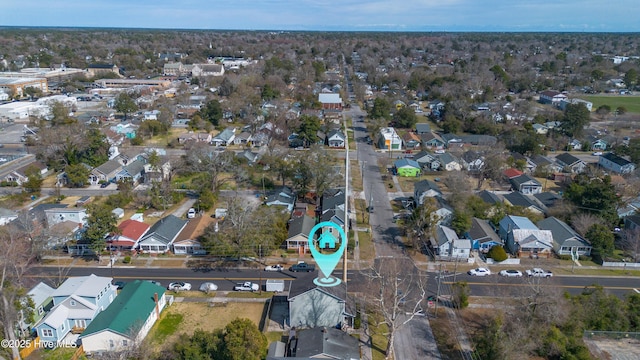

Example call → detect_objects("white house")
377 127 402 150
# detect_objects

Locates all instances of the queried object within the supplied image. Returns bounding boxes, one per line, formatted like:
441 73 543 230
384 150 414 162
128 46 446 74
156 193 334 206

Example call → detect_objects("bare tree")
570 213 605 237
364 258 427 360
619 228 640 262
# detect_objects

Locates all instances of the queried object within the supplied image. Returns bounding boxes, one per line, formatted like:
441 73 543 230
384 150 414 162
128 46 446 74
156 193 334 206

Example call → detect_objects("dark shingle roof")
294 327 360 359
602 152 632 166
555 153 581 166
414 179 442 196
468 218 501 244
477 190 502 205
141 215 188 245
287 215 316 239
510 174 541 188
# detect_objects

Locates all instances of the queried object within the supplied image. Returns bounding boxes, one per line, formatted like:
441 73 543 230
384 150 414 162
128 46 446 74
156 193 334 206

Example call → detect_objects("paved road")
394 314 442 360
348 107 405 258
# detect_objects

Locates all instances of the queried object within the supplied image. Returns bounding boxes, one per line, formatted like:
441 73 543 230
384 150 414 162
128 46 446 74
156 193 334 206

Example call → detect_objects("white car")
187 208 196 219
467 267 491 276
264 264 284 272
592 152 603 156
499 269 523 277
167 282 191 291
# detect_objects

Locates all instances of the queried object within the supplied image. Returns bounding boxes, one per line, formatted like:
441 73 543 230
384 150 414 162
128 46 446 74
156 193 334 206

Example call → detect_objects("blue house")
467 218 502 252
35 274 115 345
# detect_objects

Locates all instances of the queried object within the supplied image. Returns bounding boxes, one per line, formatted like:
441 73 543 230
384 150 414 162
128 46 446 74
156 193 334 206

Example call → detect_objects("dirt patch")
150 301 265 351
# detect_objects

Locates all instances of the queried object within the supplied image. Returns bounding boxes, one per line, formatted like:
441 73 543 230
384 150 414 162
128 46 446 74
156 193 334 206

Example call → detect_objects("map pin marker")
308 221 347 287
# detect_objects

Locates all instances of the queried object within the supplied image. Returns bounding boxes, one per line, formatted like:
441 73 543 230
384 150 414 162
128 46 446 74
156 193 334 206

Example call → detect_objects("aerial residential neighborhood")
1 27 640 360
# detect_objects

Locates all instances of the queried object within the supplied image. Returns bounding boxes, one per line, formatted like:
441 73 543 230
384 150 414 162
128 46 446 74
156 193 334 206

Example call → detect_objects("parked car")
264 264 284 272
113 281 127 290
467 267 491 276
100 182 109 188
289 262 316 272
187 208 196 219
234 282 259 292
199 282 218 293
167 282 192 291
525 268 553 278
499 269 523 277
592 152 603 156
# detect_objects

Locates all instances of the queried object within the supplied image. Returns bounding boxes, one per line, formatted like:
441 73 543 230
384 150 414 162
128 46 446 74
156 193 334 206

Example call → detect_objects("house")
587 136 608 151
318 93 343 111
415 123 431 134
177 132 212 144
509 174 543 195
326 129 346 148
498 215 553 255
107 219 150 251
35 274 116 345
599 152 636 174
468 218 502 253
539 90 567 105
569 139 583 150
377 127 402 150
114 158 146 184
555 152 586 173
478 190 503 205
461 150 484 172
321 188 345 214
559 98 593 112
211 128 236 146
437 153 462 171
137 215 188 253
0 207 18 226
237 149 260 164
420 132 446 149
286 215 316 252
460 134 498 146
402 132 421 150
503 192 545 215
441 133 463 146
288 276 354 329
503 168 523 179
18 282 54 336
537 217 592 256
269 326 360 360
433 225 470 259
80 280 168 354
529 155 557 174
89 159 122 185
232 131 252 146
192 63 225 77
433 198 454 226
414 180 442 205
533 192 563 209
414 151 440 171
265 187 297 213
172 216 206 255
394 158 421 177
45 206 88 227
4 161 48 185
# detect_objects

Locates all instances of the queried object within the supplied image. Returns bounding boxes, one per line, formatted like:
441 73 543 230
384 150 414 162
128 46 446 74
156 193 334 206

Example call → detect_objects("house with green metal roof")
80 280 168 354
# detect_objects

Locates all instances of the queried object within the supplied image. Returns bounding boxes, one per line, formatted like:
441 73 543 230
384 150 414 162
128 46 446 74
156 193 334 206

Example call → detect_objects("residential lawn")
151 312 184 343
226 291 274 298
28 346 87 360
351 160 363 192
367 313 390 360
357 231 375 261
429 309 464 360
265 331 285 343
582 95 640 114
354 198 370 226
148 302 265 352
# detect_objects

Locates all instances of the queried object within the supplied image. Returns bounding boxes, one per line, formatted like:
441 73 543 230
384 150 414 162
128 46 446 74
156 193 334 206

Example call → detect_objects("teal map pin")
308 221 347 287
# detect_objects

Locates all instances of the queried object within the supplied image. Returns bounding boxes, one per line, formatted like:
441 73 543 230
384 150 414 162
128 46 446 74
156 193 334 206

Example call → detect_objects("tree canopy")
565 174 619 226
114 92 138 120
197 100 223 126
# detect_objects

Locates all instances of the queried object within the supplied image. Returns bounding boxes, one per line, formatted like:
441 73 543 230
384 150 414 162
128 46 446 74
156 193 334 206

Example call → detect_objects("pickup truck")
525 268 553 278
289 262 316 272
233 282 259 291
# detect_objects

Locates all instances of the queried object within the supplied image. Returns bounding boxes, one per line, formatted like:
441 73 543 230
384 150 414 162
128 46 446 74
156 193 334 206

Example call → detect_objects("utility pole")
434 263 442 318
343 113 349 285
259 244 263 294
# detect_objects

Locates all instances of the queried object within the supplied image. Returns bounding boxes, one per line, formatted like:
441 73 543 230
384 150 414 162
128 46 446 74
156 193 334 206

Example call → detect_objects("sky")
2 0 639 32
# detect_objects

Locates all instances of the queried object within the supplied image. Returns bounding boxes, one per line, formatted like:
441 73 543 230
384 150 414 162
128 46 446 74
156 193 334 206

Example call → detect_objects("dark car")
289 262 316 272
113 281 127 290
100 182 109 188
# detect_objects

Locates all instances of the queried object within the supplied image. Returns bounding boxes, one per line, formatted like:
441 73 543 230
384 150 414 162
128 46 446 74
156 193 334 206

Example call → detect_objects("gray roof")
214 128 236 142
394 158 420 169
537 216 590 247
530 155 552 167
477 190 502 205
468 218 501 244
533 192 562 207
414 179 442 196
140 215 188 245
287 215 316 239
602 152 632 166
509 174 541 188
95 160 122 175
28 282 55 307
122 158 146 177
266 187 296 207
461 150 482 163
326 129 345 141
415 123 431 134
52 274 112 299
413 150 436 163
460 134 497 146
293 327 360 359
555 152 581 167
321 189 345 211
503 192 544 212
437 152 458 165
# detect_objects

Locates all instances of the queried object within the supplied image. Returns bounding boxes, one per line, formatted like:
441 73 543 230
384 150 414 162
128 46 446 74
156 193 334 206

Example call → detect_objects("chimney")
154 292 160 319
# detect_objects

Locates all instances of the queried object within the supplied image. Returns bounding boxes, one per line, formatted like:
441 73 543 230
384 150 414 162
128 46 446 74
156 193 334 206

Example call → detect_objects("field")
582 95 640 113
148 302 265 352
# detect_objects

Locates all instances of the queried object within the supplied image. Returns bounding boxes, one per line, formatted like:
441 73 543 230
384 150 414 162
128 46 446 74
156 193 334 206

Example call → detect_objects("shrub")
487 245 508 262
122 256 131 264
